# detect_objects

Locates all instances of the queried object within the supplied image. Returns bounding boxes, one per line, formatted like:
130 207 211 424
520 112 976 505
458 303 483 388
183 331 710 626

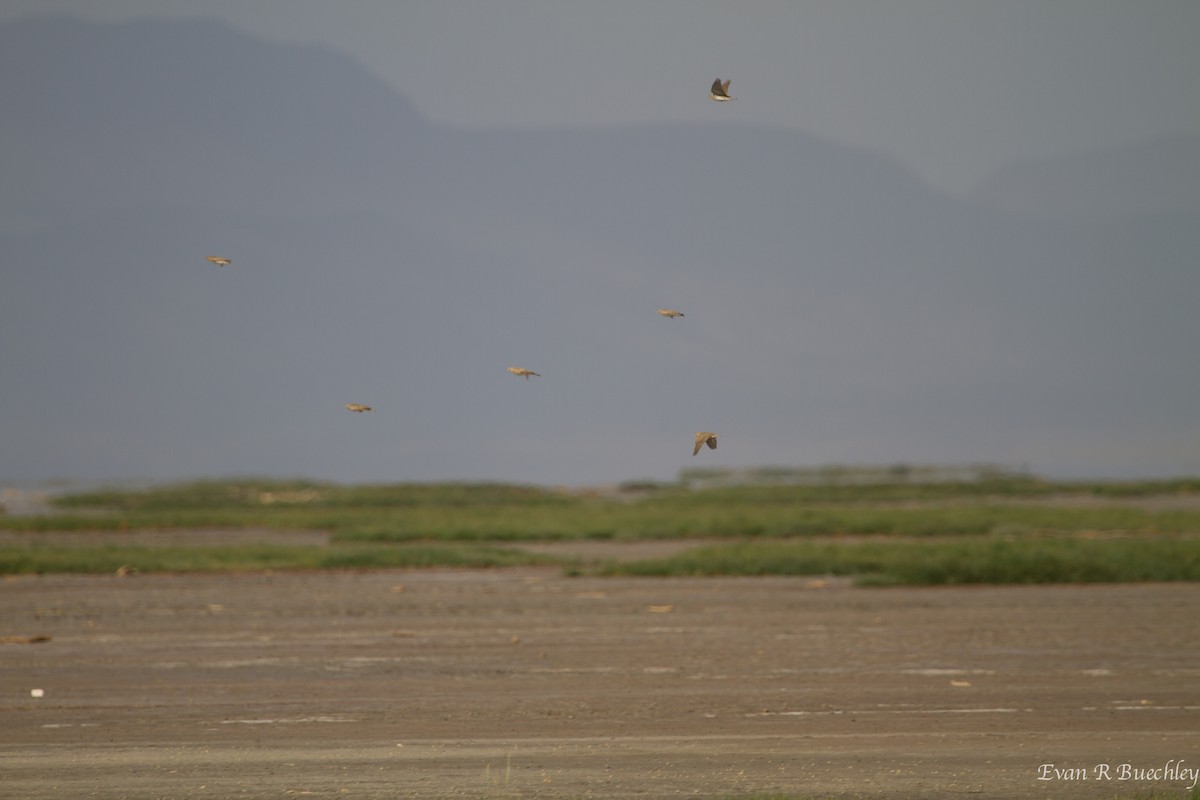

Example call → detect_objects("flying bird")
344 403 373 413
693 432 718 456
206 255 232 267
657 308 685 319
507 367 541 380
709 79 733 101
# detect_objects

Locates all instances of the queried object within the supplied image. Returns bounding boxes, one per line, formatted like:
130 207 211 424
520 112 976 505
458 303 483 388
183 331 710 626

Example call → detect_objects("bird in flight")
657 308 685 319
206 255 232 267
344 403 373 413
709 79 733 101
507 367 541 380
693 432 718 456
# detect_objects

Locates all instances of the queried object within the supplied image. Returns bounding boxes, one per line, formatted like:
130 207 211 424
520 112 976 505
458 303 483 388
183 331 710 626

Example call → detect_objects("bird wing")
722 80 731 94
711 78 725 95
693 432 707 456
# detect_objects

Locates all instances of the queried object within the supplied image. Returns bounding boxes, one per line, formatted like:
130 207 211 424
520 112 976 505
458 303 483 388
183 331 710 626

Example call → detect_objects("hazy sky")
5 0 1199 193
3 2 1198 487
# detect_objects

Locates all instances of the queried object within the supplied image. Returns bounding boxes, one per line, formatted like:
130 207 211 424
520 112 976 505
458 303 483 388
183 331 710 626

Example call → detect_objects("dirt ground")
2 558 1199 799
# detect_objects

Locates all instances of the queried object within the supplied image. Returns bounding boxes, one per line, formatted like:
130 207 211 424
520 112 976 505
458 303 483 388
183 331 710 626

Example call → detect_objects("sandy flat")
2 569 1198 798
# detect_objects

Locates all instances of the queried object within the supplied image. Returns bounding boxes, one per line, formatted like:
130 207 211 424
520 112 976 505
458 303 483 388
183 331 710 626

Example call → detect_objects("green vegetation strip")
5 476 1199 581
6 478 1199 543
600 538 1200 585
0 542 548 576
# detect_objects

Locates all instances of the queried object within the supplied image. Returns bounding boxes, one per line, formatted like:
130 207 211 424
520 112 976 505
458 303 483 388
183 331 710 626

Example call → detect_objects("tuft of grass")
600 537 1200 585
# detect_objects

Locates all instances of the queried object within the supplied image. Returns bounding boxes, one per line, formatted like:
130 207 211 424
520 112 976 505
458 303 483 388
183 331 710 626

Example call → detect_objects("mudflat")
2 569 1198 798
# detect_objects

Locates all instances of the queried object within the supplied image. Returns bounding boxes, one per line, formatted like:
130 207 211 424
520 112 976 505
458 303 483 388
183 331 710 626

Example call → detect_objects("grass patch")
0 542 550 575
5 473 1198 579
12 479 1198 543
600 538 1200 585
48 479 573 512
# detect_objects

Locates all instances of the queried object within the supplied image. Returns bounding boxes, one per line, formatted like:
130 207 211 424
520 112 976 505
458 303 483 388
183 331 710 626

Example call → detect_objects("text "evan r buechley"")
1038 760 1198 789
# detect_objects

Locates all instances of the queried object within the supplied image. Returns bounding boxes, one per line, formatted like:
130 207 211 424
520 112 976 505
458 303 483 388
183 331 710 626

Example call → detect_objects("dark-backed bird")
709 79 733 101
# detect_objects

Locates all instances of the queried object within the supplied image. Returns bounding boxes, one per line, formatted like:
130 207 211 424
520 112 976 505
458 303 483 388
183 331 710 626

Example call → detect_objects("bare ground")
2 565 1199 799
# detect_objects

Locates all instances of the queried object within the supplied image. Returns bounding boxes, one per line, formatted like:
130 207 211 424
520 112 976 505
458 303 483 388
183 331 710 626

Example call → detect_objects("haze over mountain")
969 134 1200 221
2 16 1197 485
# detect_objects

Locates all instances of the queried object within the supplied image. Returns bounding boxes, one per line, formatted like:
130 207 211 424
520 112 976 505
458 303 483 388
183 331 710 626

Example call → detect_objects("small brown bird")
693 432 718 456
657 308 685 319
709 79 733 101
344 403 373 413
206 255 232 267
507 367 541 380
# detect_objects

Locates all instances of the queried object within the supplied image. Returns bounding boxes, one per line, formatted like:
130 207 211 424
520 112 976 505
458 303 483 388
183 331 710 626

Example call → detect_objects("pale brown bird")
205 255 232 267
344 403 373 413
507 367 541 381
709 79 733 101
693 432 718 456
657 308 685 319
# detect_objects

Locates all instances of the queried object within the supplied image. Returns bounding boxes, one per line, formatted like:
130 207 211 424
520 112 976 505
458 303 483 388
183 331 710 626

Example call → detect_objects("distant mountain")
0 15 435 227
1 15 1196 484
968 134 1200 220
